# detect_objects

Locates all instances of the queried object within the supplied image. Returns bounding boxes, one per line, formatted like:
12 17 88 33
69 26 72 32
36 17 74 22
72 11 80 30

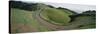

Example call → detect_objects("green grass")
10 6 96 32
59 9 73 15
70 16 96 29
41 8 71 25
11 8 49 33
79 24 96 29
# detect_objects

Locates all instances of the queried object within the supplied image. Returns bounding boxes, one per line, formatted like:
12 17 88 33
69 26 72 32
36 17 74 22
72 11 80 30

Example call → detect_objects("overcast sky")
43 2 96 13
13 0 96 13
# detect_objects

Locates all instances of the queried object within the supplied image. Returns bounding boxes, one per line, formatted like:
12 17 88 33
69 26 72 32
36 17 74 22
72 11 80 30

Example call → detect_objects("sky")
43 2 96 13
12 0 96 13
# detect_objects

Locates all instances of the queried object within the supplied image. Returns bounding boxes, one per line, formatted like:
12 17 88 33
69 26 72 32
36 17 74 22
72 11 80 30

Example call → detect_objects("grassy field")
70 16 96 29
10 8 49 33
10 8 96 33
41 7 72 26
10 2 96 33
59 9 74 15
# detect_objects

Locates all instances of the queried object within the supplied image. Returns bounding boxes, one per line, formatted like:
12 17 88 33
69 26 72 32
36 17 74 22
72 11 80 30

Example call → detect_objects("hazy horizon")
12 0 96 13
43 2 96 13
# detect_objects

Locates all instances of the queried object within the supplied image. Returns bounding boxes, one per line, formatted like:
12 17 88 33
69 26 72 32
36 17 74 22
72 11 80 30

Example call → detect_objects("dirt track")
33 9 82 30
32 4 92 31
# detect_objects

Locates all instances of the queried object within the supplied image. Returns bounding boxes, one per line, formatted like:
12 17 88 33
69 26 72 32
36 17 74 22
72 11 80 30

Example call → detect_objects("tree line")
69 10 96 22
9 1 38 11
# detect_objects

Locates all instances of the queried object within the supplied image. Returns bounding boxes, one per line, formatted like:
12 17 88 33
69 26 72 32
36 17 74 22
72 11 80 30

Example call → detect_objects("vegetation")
68 10 96 29
10 1 38 11
41 8 71 25
69 10 96 22
46 5 55 8
10 8 49 33
10 1 96 33
56 7 78 14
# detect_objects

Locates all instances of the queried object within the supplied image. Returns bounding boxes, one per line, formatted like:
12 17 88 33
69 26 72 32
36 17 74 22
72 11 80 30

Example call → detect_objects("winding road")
33 9 66 31
33 9 84 31
32 4 92 31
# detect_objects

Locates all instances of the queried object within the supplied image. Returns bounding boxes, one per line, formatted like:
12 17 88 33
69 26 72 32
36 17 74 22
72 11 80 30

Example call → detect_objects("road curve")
34 10 67 31
32 4 89 31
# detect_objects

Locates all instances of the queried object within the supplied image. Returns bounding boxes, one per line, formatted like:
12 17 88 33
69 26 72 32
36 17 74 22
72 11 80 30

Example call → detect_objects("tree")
9 1 38 11
56 7 78 14
47 5 55 8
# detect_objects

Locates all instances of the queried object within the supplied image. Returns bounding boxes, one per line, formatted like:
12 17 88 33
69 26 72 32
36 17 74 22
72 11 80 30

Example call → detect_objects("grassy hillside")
10 8 49 33
10 1 96 33
70 16 96 29
41 7 72 26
